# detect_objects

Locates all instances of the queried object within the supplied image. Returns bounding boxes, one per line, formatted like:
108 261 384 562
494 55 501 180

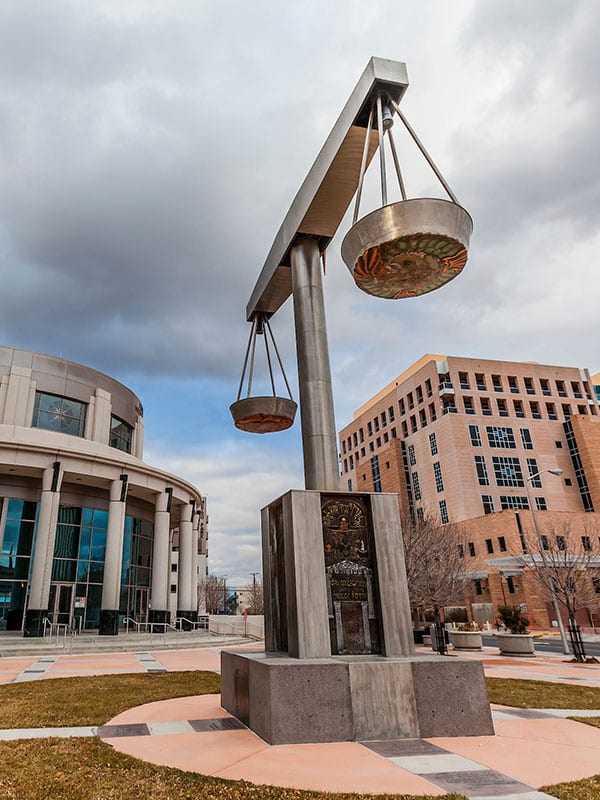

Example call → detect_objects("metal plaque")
321 494 381 655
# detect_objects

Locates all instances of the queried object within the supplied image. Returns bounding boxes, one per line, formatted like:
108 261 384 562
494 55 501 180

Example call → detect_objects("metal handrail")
43 617 68 642
176 616 209 631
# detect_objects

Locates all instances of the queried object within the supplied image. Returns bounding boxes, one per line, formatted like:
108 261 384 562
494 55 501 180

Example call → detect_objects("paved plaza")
0 641 599 798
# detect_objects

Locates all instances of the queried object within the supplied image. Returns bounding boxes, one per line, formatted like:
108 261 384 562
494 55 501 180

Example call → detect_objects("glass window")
412 471 421 500
433 461 444 493
498 536 507 552
486 426 516 448
32 392 86 437
482 495 494 514
520 428 533 450
408 444 416 465
475 455 489 486
469 424 481 447
492 456 524 487
527 458 541 487
499 495 529 510
371 455 381 493
485 538 494 554
439 500 449 524
429 432 438 456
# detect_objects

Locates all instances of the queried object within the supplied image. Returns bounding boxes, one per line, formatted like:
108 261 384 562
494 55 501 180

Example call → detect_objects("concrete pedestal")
221 489 493 743
221 650 493 744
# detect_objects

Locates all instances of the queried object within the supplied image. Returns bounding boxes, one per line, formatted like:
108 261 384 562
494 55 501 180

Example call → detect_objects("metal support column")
290 237 339 491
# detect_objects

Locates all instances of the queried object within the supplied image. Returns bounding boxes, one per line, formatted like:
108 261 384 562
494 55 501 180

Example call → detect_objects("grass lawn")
0 672 599 799
0 738 464 800
485 677 600 709
0 670 220 728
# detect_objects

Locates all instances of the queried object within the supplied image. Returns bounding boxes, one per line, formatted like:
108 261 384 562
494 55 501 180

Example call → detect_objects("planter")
494 633 536 657
422 634 432 646
341 198 473 299
450 630 483 651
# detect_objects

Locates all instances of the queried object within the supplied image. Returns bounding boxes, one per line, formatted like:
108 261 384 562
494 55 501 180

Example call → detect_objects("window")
388 405 395 422
32 392 86 438
475 580 483 595
546 402 557 420
171 563 178 573
555 440 563 449
475 455 489 486
420 409 427 428
565 477 572 486
360 447 366 457
425 378 432 397
499 495 529 510
498 536 507 552
110 416 133 453
407 392 414 410
556 535 566 551
401 421 408 438
492 374 503 392
535 497 547 511
530 401 541 419
374 416 380 433
383 432 389 443
429 402 437 422
353 432 358 448
410 415 418 433
485 538 494 554
349 455 354 469
469 424 482 447
493 456 524 487
408 444 416 465
347 479 353 491
582 536 592 552
416 386 423 404
381 410 387 427
429 432 438 455
541 535 549 550
594 578 600 594
524 377 535 395
556 380 567 397
359 428 364 443
540 378 551 396
508 376 518 393
464 397 475 415
513 400 525 418
343 458 348 473
439 500 449 524
371 455 381 492
497 399 508 417
459 371 470 389
468 542 476 557
475 373 486 390
412 471 421 500
367 421 373 437
376 437 381 448
520 428 533 450
171 584 177 593
487 426 516 448
433 461 444 493
482 495 494 514
458 544 464 558
481 397 492 416
399 398 406 415
506 576 516 594
369 442 374 452
562 403 571 418
391 428 397 439
527 458 541 487
571 381 582 399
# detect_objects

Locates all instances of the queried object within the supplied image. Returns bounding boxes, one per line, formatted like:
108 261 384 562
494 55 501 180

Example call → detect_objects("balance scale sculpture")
223 57 493 744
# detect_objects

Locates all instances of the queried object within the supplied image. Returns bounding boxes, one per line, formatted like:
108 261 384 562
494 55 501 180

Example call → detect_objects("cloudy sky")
1 1 598 585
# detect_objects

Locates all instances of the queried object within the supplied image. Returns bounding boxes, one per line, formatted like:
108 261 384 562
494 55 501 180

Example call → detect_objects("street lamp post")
222 575 227 616
523 468 570 654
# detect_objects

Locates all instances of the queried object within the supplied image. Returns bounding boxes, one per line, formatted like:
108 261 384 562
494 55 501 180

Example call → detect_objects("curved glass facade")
32 392 87 437
0 499 154 631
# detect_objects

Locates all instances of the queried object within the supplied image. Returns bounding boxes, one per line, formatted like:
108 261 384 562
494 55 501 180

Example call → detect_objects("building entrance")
134 588 148 623
48 583 74 627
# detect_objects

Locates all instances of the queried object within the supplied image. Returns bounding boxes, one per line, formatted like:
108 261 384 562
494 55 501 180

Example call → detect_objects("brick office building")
338 355 600 628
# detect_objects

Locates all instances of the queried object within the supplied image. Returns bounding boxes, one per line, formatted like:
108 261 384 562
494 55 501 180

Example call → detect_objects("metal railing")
42 617 68 642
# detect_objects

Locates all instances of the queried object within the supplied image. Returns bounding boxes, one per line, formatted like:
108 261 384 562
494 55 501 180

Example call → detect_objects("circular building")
0 346 206 637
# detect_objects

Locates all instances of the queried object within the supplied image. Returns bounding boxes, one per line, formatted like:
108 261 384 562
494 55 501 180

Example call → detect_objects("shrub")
497 604 529 634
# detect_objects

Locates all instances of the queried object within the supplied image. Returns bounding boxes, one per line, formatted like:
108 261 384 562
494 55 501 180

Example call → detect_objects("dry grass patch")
541 774 600 800
569 716 600 729
0 670 220 728
0 737 463 800
485 678 600 709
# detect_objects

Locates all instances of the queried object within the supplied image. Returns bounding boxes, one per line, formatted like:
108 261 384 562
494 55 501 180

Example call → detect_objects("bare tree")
243 576 264 614
204 574 225 615
515 519 600 629
401 512 468 622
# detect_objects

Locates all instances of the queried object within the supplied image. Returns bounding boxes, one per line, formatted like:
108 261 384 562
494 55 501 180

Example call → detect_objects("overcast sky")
1 1 598 585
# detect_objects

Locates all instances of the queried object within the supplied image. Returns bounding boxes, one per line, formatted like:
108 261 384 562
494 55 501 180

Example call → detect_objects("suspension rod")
386 126 407 201
236 317 257 401
352 103 375 225
386 93 459 204
376 93 387 207
265 319 294 399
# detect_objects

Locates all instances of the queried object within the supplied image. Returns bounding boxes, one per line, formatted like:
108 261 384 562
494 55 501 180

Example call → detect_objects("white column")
191 510 199 615
176 502 195 622
99 475 128 635
150 488 171 625
24 463 64 637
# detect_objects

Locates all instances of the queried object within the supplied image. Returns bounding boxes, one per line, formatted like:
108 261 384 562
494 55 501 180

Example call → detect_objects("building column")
150 488 172 627
99 475 128 635
24 462 64 637
191 509 199 617
177 501 196 628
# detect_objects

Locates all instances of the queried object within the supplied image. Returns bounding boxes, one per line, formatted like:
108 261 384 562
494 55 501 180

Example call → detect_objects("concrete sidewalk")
0 643 599 798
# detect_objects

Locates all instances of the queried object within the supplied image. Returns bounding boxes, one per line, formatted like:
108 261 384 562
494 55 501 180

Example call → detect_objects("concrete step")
0 632 253 657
